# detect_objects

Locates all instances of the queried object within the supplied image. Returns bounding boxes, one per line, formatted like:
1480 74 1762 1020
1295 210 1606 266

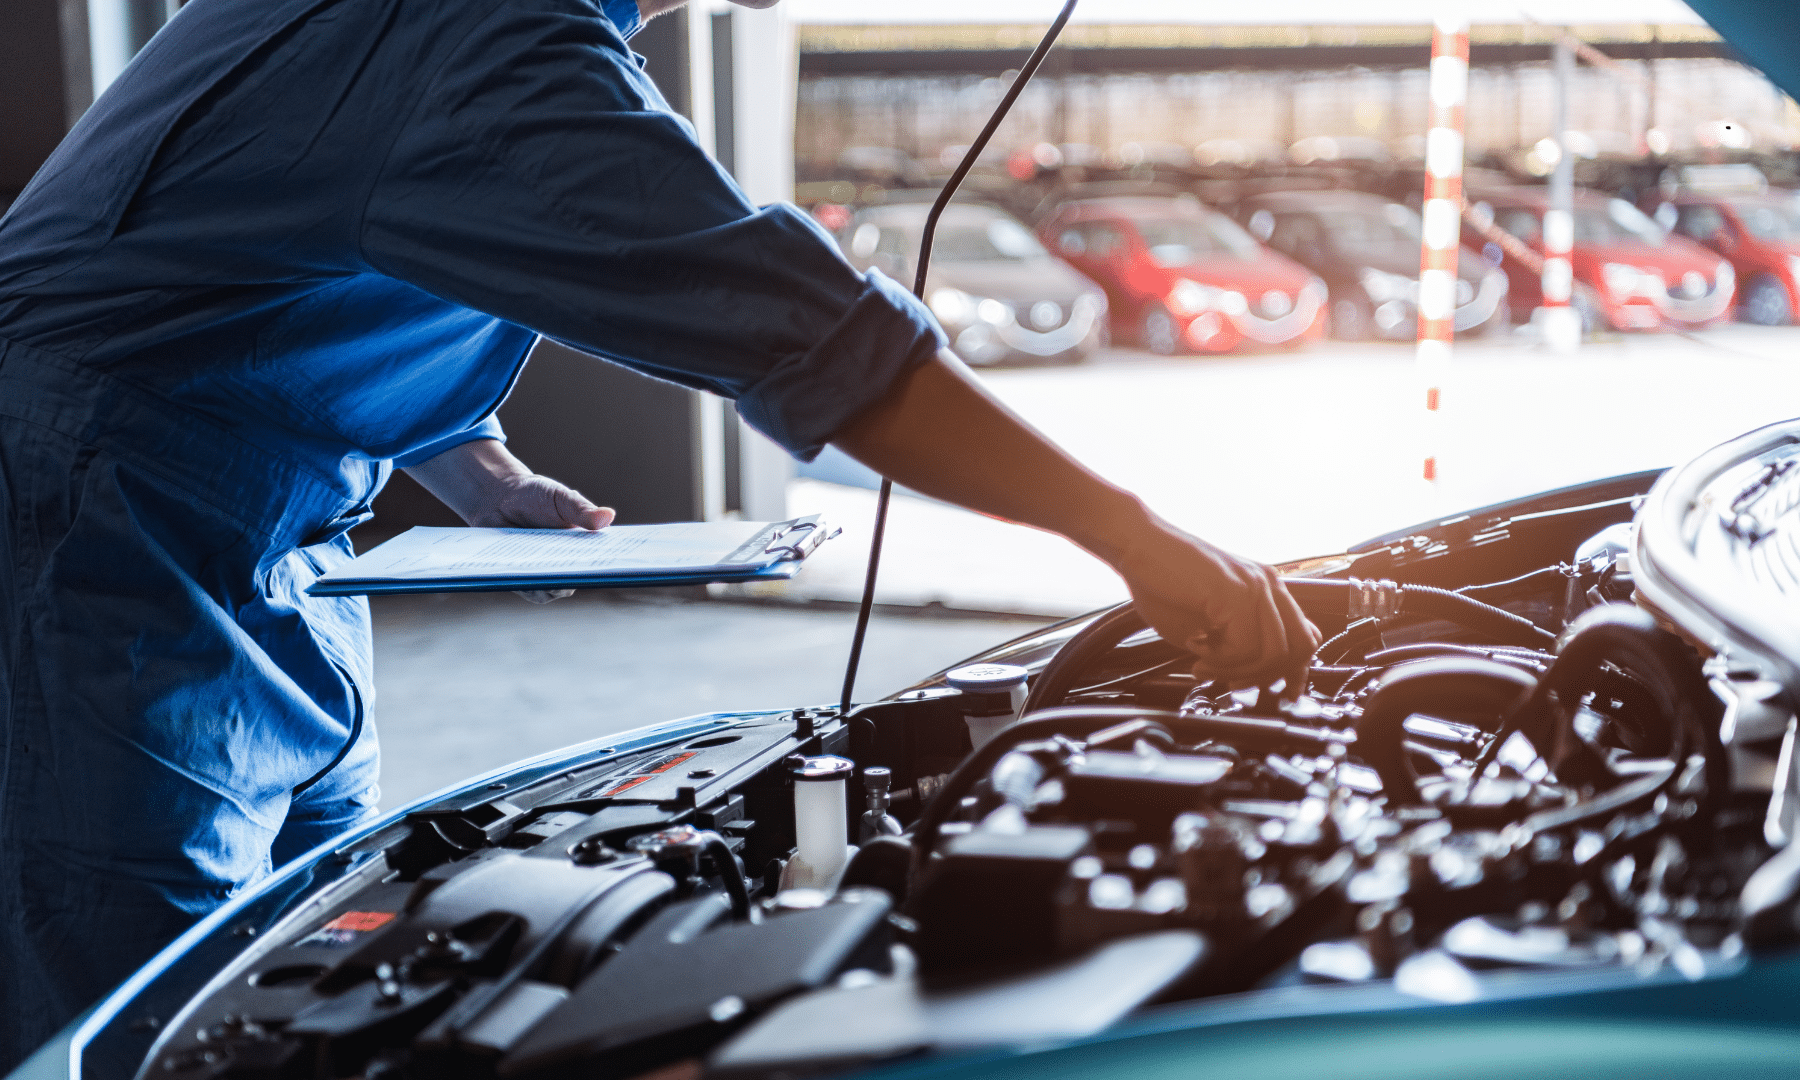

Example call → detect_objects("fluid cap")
945 663 1029 691
789 755 855 782
946 663 1030 717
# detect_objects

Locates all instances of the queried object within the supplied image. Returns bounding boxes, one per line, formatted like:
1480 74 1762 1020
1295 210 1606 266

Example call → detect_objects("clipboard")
306 515 839 597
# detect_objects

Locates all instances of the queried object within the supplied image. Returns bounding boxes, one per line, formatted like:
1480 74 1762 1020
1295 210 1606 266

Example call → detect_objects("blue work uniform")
0 0 944 1061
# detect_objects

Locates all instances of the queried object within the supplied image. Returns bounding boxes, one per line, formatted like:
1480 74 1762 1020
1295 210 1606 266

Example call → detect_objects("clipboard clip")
763 517 840 562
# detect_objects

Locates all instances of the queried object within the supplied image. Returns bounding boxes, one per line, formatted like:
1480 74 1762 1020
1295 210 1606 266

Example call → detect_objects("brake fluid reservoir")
786 755 855 891
946 663 1030 749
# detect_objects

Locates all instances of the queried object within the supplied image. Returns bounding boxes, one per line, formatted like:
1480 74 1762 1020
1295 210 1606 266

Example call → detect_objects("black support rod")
838 0 1081 717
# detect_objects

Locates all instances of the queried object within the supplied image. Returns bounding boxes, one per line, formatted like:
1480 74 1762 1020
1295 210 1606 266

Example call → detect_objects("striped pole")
1540 35 1582 352
1417 15 1468 486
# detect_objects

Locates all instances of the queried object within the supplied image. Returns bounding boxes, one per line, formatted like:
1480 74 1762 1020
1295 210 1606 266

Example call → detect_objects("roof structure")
784 0 1705 27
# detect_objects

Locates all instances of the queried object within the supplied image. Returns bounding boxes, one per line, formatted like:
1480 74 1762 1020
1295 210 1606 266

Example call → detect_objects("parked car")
840 200 1107 366
1234 189 1510 341
35 418 1800 1080
1039 195 1326 354
1480 185 1735 333
1658 191 1800 325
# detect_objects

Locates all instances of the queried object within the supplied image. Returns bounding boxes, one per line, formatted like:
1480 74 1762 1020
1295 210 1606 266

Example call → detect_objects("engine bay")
122 439 1800 1080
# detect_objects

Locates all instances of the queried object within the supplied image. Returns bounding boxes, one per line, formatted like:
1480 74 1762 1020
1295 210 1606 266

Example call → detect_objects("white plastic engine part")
784 755 856 891
946 663 1030 749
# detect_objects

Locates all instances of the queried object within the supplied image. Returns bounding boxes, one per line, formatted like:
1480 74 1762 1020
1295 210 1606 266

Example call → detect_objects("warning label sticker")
584 751 700 798
295 910 396 948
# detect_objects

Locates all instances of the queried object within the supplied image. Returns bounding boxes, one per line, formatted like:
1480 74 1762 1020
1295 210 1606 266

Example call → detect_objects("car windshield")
1314 203 1421 252
1136 214 1261 266
928 217 1049 263
1576 199 1667 246
1731 199 1800 241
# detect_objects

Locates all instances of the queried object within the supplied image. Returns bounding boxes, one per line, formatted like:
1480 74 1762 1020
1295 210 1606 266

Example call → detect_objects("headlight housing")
1715 260 1735 291
1169 279 1214 315
1168 279 1246 317
1601 262 1651 298
929 288 975 325
1358 268 1418 304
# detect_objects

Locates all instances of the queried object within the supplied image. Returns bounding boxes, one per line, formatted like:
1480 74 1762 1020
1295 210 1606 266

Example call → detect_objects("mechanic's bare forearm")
830 352 1155 565
402 438 532 525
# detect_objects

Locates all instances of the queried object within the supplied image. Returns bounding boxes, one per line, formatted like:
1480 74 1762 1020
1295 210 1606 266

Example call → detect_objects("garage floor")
369 588 1049 808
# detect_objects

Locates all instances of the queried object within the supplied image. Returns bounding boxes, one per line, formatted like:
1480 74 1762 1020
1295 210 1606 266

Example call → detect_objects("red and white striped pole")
1417 15 1468 486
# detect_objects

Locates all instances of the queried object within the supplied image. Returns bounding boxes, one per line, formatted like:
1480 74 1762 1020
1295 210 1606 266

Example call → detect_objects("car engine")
122 428 1800 1080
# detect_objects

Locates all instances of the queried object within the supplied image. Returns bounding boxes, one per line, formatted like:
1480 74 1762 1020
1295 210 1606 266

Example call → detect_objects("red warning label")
586 751 700 798
295 910 396 948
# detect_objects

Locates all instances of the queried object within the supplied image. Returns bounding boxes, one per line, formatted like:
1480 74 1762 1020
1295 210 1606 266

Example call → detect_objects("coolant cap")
790 755 855 782
945 663 1029 691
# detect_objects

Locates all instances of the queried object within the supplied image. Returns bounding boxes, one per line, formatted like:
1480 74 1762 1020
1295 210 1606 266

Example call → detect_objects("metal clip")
1347 578 1403 621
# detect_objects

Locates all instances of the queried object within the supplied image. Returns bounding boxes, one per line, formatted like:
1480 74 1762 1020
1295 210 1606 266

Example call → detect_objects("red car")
1660 192 1800 325
1481 185 1734 333
1040 196 1326 354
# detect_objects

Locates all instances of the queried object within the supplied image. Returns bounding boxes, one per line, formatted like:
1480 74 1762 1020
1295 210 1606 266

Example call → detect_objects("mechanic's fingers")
515 588 576 604
1265 574 1321 699
551 485 615 530
1251 568 1291 681
1189 565 1285 680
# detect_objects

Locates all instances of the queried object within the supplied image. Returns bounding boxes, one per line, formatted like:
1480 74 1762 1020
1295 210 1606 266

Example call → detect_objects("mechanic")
0 0 1318 1063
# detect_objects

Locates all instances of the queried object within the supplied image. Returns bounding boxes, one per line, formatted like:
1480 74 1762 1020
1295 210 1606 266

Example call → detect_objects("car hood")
1168 251 1316 293
1354 243 1488 283
1579 237 1725 276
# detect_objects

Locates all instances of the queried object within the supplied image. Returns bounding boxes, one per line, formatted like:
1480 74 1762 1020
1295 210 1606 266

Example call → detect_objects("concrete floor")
369 589 1049 808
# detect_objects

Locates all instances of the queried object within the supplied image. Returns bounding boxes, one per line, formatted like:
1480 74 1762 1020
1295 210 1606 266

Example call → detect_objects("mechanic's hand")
459 472 615 533
402 440 615 605
1112 519 1320 697
458 473 614 604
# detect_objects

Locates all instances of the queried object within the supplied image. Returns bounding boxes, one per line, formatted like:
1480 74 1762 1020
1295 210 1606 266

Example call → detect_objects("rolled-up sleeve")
391 413 507 468
359 0 946 461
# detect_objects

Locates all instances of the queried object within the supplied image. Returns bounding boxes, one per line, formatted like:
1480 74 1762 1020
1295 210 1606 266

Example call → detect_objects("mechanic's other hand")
399 441 614 603
464 473 613 605
1112 519 1320 698
462 472 615 532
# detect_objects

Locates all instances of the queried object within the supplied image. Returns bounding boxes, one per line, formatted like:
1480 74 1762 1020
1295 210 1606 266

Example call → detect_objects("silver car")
841 201 1108 366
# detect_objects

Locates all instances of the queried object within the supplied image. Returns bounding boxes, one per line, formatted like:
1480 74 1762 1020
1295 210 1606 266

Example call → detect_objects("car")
29 415 1800 1080
1479 185 1735 333
1039 195 1327 355
1234 189 1510 341
839 200 1107 366
1658 190 1800 325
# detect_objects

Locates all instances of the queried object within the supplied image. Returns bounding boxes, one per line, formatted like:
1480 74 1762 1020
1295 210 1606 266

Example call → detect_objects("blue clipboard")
306 516 837 597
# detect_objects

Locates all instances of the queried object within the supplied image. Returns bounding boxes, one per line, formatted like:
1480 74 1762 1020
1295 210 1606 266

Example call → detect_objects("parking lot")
374 323 1800 806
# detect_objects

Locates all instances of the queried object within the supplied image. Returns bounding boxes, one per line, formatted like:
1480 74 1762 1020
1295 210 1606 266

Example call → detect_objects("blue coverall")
0 0 943 1062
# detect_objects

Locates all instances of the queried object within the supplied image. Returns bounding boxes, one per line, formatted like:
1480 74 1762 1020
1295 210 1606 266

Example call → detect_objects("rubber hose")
1521 604 1723 805
1282 578 1558 651
703 834 752 919
1026 577 1552 716
1021 603 1150 715
1352 655 1540 803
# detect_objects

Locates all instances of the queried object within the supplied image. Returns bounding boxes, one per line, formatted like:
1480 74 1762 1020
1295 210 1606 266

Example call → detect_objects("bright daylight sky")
781 0 1704 26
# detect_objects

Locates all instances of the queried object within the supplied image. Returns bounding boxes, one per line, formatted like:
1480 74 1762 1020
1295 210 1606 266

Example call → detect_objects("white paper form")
319 521 781 585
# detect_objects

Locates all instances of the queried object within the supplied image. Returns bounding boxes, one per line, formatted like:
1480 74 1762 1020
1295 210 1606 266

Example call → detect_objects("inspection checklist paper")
307 516 833 596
